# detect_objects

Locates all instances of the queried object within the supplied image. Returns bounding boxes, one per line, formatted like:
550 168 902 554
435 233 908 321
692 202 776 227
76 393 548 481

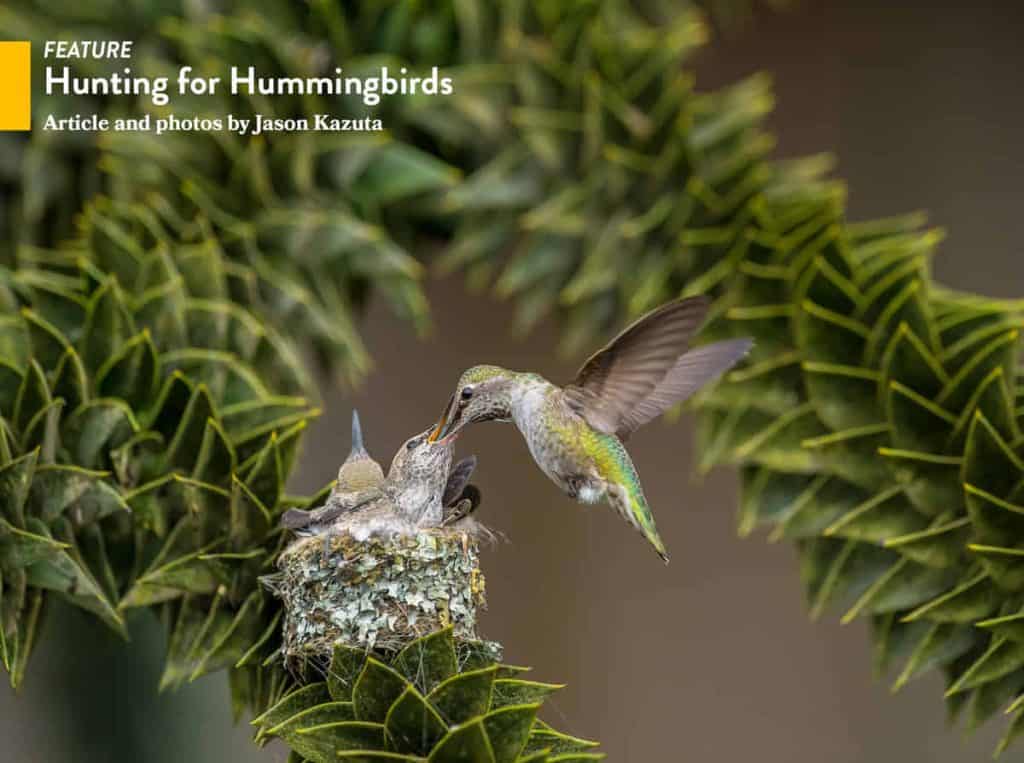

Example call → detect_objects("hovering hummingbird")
281 413 481 535
428 296 752 561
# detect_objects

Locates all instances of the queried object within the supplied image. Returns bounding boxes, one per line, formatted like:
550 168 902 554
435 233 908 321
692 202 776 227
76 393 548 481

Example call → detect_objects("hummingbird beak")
428 394 458 443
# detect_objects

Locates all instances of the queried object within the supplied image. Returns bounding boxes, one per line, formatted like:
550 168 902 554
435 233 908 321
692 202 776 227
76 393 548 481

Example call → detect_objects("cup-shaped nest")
272 515 488 660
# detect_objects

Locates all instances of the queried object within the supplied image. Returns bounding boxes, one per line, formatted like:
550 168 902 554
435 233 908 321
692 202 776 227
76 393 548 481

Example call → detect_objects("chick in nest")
280 410 485 543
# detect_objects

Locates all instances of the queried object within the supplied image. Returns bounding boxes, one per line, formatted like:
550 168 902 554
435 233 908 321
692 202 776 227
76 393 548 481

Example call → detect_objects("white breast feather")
511 385 548 461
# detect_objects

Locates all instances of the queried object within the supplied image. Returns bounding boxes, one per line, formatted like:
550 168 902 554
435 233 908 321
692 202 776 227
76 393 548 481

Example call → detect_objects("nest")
271 520 488 660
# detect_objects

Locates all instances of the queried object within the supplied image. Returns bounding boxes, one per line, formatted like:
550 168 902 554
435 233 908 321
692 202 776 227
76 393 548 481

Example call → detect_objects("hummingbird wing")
617 338 753 435
442 456 478 508
280 508 316 529
279 488 378 529
563 296 711 437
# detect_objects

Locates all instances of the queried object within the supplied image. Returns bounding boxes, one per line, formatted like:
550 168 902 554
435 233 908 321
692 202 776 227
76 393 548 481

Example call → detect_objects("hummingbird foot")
319 529 336 566
562 474 583 500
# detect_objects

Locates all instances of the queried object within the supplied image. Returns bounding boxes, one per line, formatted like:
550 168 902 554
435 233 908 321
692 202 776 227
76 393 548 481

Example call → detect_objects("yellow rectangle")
0 42 31 131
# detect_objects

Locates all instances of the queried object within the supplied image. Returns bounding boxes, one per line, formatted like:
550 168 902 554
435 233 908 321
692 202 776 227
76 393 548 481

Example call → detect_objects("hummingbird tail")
350 409 368 457
631 496 670 563
610 484 670 563
644 518 670 564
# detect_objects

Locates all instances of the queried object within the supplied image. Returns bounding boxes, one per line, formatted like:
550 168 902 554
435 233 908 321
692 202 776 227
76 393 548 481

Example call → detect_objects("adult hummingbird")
427 296 752 562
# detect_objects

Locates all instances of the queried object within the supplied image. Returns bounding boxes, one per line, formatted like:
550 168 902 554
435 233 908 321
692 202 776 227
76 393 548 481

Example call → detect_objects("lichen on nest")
270 522 491 660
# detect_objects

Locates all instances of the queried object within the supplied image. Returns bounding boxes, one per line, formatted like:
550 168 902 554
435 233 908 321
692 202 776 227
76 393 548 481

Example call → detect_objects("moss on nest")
273 524 490 659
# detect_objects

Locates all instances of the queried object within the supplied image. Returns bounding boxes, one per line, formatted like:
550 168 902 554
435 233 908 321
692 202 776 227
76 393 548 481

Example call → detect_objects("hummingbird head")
389 429 448 476
387 427 456 524
428 365 517 443
336 410 385 491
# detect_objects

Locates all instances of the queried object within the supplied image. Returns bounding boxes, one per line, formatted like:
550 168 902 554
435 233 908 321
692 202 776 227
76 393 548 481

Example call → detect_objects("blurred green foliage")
0 198 318 713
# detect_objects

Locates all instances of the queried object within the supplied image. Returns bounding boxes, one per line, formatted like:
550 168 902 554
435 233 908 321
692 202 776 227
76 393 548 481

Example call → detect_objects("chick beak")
428 394 457 443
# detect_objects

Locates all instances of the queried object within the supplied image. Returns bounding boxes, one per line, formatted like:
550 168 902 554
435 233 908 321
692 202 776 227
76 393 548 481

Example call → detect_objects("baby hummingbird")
337 410 386 491
428 296 752 562
280 409 385 533
282 414 480 535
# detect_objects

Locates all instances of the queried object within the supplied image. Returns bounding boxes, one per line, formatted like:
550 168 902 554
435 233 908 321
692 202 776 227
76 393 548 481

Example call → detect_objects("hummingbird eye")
460 386 474 401
407 436 422 450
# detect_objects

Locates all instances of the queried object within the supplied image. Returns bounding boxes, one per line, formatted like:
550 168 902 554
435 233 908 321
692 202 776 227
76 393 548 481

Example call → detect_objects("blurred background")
3 1 1022 760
